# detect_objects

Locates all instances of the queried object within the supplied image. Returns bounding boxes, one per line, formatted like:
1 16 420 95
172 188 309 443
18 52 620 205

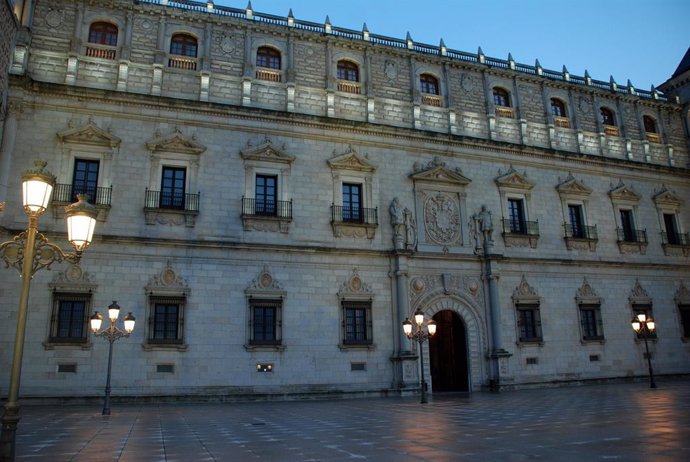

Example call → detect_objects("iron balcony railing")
564 223 598 240
331 205 378 225
242 197 292 219
53 183 112 206
145 188 200 212
502 218 539 236
135 0 669 102
661 231 689 246
616 228 647 244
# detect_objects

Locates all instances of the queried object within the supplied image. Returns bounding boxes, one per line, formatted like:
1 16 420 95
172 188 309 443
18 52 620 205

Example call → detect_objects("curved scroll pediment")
57 121 121 148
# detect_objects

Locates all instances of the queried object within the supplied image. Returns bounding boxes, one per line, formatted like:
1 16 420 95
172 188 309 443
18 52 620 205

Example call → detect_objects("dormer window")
493 87 513 117
420 73 441 107
337 60 361 94
643 115 660 143
86 22 118 59
169 33 198 70
256 46 282 82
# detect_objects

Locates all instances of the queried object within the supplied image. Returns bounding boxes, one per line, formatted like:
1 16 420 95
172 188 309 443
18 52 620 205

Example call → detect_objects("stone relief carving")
577 95 592 117
384 60 397 81
219 33 236 54
409 273 482 305
247 264 284 292
146 261 190 297
45 9 63 28
49 264 97 293
514 275 538 297
575 278 602 304
424 193 460 246
459 73 476 93
629 279 649 299
338 268 373 300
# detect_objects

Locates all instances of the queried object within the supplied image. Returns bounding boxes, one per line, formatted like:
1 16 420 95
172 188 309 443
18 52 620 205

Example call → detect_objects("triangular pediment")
57 121 121 148
146 129 206 155
241 140 295 164
327 148 376 172
609 182 641 202
495 166 534 191
410 165 471 186
556 174 592 197
652 185 681 207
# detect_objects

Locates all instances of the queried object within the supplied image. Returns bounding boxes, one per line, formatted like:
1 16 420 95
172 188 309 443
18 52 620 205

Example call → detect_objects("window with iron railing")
579 304 604 341
517 304 542 343
242 197 292 219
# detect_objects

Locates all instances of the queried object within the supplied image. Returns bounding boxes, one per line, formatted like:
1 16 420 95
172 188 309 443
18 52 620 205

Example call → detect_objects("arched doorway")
429 309 469 392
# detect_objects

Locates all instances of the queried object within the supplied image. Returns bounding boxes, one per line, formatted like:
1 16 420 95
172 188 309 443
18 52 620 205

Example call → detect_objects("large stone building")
0 0 689 400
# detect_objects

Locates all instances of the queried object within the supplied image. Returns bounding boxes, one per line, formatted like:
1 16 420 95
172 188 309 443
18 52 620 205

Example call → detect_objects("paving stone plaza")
13 379 690 461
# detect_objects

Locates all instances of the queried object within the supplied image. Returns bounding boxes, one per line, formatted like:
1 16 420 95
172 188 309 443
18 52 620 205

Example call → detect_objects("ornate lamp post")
402 308 437 404
90 301 135 415
0 160 98 461
631 313 657 389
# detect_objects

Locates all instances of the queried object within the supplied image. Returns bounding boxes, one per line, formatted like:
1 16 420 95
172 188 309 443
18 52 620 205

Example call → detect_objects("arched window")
256 46 281 70
170 33 198 58
88 22 118 46
337 60 359 82
493 87 510 107
600 107 616 126
420 74 439 95
643 115 657 133
550 98 566 117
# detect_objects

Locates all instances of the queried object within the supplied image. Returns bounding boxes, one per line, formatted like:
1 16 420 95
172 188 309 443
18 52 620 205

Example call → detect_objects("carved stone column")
0 101 21 204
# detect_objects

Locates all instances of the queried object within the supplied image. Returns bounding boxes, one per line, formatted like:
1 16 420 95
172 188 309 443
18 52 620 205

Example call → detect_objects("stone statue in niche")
471 205 494 253
404 207 417 251
390 197 405 249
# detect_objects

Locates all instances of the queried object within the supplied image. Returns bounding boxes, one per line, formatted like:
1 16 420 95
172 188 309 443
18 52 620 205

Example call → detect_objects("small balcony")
604 125 620 136
168 56 197 71
241 197 292 233
51 183 112 221
421 94 442 107
616 227 647 255
501 218 539 248
337 81 362 95
144 189 199 227
495 106 514 118
563 223 598 251
646 132 661 143
256 68 282 82
554 116 571 128
331 205 378 239
85 44 117 60
661 231 690 257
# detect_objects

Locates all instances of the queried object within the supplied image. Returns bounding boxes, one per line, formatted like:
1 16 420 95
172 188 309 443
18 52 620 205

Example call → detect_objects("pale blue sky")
210 0 689 90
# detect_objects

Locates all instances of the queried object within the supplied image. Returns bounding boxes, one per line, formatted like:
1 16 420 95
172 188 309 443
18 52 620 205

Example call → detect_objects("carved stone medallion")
424 193 460 245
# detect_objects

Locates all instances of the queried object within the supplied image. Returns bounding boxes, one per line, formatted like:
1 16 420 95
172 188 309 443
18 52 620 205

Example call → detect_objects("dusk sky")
209 0 689 91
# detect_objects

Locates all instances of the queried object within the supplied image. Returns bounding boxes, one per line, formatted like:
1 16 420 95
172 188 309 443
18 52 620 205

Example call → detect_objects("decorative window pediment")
495 166 534 192
245 264 287 299
146 128 206 155
327 146 377 173
49 264 97 293
337 268 374 302
556 173 592 199
609 181 641 203
652 185 681 207
57 121 121 148
629 279 651 306
145 261 190 298
575 278 601 305
240 139 295 164
409 157 471 187
512 275 540 304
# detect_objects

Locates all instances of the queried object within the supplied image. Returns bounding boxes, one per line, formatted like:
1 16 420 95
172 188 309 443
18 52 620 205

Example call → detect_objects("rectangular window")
152 303 180 341
160 166 186 209
342 183 363 223
568 204 585 238
72 159 99 203
250 300 281 346
49 294 90 344
343 302 372 345
663 213 680 245
508 198 526 234
679 305 690 338
580 304 604 340
620 209 635 242
255 175 277 216
517 304 542 342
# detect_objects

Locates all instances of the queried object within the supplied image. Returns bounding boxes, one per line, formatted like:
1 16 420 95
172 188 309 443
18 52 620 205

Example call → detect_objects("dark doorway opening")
429 310 469 392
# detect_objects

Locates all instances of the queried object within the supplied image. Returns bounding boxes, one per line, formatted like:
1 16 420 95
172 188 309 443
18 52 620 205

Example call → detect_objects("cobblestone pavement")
10 379 690 461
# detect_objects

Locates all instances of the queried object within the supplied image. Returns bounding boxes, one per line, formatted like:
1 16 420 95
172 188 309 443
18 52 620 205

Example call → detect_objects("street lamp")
0 160 98 461
90 301 135 415
631 313 657 389
402 308 437 404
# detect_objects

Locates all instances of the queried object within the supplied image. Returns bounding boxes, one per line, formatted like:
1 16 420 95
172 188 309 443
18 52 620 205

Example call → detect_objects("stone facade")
0 0 689 400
